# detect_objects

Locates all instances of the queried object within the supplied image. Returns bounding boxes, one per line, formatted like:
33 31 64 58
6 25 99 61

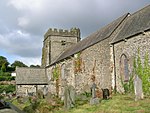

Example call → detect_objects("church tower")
41 28 80 67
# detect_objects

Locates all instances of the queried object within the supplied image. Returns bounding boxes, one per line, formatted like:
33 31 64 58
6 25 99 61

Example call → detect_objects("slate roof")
111 5 150 44
16 67 48 85
50 13 129 65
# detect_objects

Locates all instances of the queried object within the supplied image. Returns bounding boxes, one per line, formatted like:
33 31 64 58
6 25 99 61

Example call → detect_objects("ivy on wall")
52 65 61 96
52 65 60 80
74 52 82 74
121 74 134 93
134 50 150 96
121 48 150 95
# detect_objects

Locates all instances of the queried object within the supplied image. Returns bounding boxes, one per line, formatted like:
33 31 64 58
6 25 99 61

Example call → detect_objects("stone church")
16 5 150 97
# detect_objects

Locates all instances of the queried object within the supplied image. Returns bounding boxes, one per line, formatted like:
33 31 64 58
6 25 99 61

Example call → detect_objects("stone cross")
64 85 75 109
134 75 144 101
91 83 97 98
90 83 100 105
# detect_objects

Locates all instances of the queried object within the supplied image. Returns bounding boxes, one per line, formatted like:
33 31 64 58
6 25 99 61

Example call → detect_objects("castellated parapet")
44 28 80 41
42 27 81 67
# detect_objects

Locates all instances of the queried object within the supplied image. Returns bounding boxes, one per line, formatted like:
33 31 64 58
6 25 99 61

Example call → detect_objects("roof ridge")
49 13 129 66
129 4 150 17
111 5 150 44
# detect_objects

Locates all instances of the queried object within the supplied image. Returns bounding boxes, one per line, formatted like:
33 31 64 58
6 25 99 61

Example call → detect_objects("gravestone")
22 96 29 103
102 89 109 99
90 83 100 105
37 90 44 99
43 85 48 96
134 75 144 101
64 85 75 109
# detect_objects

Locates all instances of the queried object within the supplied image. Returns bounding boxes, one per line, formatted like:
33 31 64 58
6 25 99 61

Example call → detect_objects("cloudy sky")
0 0 149 66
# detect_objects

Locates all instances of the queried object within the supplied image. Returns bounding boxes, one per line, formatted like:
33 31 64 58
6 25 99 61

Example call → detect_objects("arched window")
120 54 129 82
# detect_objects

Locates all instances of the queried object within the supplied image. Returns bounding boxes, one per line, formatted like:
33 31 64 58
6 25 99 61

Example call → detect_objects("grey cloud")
0 30 42 58
0 0 149 61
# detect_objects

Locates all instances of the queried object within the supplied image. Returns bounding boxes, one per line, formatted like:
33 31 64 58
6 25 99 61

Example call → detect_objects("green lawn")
55 94 150 113
9 94 150 113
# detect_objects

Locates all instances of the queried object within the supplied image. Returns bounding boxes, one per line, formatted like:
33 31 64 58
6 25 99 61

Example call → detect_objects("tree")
11 60 28 68
1 63 6 72
0 56 9 68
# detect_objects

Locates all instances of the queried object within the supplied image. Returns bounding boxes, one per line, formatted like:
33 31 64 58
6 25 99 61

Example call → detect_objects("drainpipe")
112 44 117 93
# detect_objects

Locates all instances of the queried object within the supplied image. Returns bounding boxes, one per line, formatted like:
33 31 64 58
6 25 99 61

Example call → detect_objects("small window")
61 41 66 45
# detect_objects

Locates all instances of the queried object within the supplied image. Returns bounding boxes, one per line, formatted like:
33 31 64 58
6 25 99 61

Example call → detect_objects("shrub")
0 85 15 93
0 71 11 76
0 75 15 81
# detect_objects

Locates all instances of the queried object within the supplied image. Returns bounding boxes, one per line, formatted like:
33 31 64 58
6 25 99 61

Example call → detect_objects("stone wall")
75 37 113 94
46 66 56 94
46 57 75 99
41 28 80 67
46 37 114 96
16 85 48 96
50 36 77 63
74 18 127 94
45 19 127 96
114 31 150 93
41 37 50 67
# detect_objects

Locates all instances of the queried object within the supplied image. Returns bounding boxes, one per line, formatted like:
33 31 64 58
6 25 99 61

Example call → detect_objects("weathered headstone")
90 98 100 105
90 83 100 105
64 85 75 109
36 90 44 99
102 89 109 99
25 89 28 97
43 85 48 96
134 75 144 101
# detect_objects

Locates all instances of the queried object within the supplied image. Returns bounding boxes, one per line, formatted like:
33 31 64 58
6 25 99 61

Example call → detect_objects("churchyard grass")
7 93 150 113
55 94 150 113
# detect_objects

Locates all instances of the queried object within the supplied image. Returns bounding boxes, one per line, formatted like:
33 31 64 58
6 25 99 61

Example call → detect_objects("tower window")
61 40 66 45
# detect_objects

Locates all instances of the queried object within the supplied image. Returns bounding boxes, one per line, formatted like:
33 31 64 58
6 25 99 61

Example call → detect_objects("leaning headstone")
90 83 100 105
68 85 75 106
134 75 144 101
64 85 75 109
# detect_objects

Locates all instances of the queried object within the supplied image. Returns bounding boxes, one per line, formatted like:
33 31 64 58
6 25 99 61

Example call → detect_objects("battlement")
44 28 80 39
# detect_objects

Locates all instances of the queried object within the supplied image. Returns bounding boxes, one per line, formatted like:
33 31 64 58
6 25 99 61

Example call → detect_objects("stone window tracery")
120 54 129 82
